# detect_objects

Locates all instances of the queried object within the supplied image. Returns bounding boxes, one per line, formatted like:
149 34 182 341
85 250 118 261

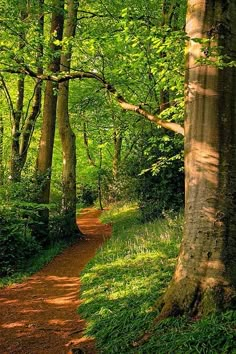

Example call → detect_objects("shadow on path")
0 208 111 354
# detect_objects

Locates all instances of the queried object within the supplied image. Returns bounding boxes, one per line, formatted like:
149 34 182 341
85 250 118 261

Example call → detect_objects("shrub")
127 130 184 221
77 184 97 206
0 205 41 276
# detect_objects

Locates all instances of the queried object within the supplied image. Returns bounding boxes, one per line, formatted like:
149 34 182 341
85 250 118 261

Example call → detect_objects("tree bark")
19 0 44 173
112 128 122 181
35 0 64 242
10 7 27 182
7 1 44 182
0 114 3 185
57 0 82 237
158 0 236 319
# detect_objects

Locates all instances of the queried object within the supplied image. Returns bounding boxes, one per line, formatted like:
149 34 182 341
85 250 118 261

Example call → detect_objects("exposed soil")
0 208 112 354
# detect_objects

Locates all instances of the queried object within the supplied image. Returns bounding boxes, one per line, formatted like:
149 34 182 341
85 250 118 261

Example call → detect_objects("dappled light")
188 79 218 99
0 209 111 353
186 140 219 187
0 0 236 352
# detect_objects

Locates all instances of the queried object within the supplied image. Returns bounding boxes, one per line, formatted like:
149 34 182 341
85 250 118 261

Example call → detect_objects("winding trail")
0 208 112 354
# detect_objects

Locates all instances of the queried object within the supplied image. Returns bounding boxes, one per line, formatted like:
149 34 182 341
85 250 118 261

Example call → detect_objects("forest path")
0 208 112 354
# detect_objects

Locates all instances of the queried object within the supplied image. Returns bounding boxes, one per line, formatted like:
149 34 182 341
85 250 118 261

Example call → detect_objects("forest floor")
0 208 112 354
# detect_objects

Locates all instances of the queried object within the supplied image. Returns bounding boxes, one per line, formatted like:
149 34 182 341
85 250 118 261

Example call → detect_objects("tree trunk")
35 0 64 242
57 0 82 237
0 114 3 185
19 0 44 173
98 144 103 210
8 1 44 182
10 65 25 182
158 0 236 319
9 5 27 182
112 128 122 180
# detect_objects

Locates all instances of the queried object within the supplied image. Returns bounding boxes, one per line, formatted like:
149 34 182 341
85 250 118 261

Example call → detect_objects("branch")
83 122 97 167
0 74 15 127
2 67 184 136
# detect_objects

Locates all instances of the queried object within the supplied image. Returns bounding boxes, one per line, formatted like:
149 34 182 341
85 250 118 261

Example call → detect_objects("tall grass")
79 203 236 354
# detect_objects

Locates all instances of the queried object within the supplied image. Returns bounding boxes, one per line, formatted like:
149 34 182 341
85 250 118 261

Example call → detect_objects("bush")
77 184 97 206
0 205 41 276
123 129 184 221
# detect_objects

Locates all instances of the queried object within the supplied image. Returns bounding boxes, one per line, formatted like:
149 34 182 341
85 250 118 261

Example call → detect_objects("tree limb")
83 122 97 167
1 67 184 136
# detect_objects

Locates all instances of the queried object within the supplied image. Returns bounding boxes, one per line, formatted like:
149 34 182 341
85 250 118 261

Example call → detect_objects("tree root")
36 326 84 335
131 331 153 348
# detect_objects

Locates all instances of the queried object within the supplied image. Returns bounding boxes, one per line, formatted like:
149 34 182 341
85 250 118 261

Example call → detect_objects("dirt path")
0 208 111 354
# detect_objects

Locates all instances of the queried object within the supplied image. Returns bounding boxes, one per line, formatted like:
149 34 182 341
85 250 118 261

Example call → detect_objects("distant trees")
0 0 44 182
0 0 186 252
1 0 235 328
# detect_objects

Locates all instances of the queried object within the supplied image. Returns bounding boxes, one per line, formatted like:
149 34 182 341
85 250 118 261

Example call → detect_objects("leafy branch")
1 65 184 136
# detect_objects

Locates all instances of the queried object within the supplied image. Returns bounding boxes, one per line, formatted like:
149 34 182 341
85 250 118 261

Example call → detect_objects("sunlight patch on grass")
79 203 236 353
79 203 182 353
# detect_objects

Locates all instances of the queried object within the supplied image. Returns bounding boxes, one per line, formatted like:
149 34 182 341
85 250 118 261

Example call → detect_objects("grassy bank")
79 203 236 354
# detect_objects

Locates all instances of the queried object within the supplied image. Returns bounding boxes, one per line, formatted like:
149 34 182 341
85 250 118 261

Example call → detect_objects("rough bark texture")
57 0 82 237
158 0 236 319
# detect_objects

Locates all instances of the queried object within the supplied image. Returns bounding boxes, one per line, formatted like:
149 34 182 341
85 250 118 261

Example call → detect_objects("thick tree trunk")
158 0 236 319
57 0 82 237
35 0 64 242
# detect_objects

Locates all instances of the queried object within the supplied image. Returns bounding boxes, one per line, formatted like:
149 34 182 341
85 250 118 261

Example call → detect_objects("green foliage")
123 128 184 221
79 204 236 354
0 238 68 288
141 311 236 354
103 170 137 203
77 183 97 207
0 204 41 276
139 132 184 221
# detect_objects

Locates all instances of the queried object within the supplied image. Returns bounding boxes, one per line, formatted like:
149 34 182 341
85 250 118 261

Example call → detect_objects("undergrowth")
79 203 236 354
0 240 68 288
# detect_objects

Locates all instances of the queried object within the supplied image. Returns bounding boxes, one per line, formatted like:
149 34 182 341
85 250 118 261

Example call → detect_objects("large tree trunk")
158 0 236 319
57 0 82 237
35 0 64 242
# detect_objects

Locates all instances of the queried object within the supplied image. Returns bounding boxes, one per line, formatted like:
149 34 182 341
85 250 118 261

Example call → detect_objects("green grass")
79 203 236 354
0 240 68 288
